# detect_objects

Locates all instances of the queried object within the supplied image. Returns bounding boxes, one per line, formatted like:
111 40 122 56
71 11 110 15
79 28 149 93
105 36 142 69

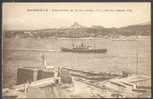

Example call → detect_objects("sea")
3 36 151 87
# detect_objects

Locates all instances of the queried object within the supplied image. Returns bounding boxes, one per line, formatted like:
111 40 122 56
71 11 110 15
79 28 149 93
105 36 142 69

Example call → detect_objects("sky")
3 2 151 30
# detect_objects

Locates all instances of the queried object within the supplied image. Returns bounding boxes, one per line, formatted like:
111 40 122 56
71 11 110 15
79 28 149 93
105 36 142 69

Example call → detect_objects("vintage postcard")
2 2 151 98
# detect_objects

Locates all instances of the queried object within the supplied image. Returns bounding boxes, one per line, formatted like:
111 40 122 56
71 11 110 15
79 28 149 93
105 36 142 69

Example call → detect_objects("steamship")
61 43 107 53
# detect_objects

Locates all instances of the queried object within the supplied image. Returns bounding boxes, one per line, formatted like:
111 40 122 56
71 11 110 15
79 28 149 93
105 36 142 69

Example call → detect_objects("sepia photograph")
2 2 151 98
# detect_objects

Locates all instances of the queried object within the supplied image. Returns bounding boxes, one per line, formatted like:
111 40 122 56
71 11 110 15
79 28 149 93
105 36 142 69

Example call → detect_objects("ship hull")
61 48 107 53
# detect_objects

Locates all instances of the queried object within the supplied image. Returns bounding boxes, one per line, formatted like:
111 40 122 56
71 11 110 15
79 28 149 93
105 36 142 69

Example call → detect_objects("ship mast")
41 54 47 68
93 39 96 49
72 38 76 48
136 32 138 75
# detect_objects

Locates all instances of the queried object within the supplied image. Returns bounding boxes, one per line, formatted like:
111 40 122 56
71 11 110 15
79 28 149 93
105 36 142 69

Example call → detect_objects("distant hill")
116 24 151 36
4 22 151 38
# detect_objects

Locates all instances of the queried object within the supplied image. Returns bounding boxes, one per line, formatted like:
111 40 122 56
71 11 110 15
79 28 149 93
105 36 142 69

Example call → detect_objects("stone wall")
17 67 54 85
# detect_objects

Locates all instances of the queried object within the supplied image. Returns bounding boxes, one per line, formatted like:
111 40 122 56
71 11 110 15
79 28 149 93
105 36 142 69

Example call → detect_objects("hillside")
4 22 151 38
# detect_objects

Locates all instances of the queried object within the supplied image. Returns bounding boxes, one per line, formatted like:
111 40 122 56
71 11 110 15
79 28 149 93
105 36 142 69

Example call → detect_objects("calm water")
3 37 151 86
